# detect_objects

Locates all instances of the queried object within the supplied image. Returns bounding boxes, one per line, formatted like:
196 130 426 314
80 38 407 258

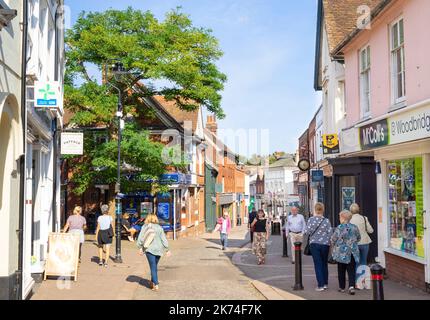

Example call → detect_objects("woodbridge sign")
389 105 430 145
358 104 430 150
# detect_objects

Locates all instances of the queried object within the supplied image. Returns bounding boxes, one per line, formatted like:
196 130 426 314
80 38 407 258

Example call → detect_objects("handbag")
107 225 114 238
303 218 324 256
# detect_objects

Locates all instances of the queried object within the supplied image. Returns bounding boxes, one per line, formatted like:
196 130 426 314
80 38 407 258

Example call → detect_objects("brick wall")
385 252 427 291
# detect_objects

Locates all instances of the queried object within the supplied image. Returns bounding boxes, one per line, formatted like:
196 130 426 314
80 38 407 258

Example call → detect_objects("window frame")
390 17 406 106
359 45 371 119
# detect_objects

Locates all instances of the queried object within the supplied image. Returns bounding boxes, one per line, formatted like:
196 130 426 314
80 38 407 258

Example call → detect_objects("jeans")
310 243 330 288
337 256 356 290
146 252 161 285
356 244 370 280
220 233 228 248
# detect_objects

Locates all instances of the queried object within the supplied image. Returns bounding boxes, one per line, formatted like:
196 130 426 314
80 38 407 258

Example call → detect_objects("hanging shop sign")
359 119 389 150
322 134 340 155
61 132 84 155
34 81 62 108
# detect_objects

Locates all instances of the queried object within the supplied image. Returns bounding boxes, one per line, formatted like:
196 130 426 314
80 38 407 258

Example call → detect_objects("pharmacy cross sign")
35 81 61 108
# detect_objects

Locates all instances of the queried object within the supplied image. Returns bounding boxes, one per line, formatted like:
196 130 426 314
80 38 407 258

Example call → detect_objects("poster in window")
341 187 356 211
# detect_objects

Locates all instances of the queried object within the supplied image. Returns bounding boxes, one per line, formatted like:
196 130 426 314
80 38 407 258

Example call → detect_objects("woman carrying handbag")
303 203 332 291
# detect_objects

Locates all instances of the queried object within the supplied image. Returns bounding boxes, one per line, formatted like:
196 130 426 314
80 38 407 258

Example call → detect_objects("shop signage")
359 119 389 150
388 104 430 145
311 170 324 188
322 134 340 154
341 187 356 211
34 81 61 108
160 173 187 185
61 132 84 155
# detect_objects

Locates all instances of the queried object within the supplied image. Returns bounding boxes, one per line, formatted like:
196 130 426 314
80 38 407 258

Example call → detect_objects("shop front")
341 102 430 291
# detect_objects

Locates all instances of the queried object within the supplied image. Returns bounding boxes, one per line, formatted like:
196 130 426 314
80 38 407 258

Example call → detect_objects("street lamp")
109 61 128 264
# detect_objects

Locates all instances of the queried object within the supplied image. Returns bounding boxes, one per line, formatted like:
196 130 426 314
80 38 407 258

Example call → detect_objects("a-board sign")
44 232 80 281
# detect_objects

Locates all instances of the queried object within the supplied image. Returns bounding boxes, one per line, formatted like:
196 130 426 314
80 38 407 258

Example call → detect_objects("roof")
269 156 296 168
153 96 199 133
324 0 382 56
314 0 383 89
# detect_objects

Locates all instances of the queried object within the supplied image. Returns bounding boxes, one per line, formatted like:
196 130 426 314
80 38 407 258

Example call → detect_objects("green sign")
360 119 389 150
415 157 423 237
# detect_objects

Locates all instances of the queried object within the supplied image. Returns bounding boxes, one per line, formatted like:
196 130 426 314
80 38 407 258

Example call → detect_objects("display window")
387 157 424 258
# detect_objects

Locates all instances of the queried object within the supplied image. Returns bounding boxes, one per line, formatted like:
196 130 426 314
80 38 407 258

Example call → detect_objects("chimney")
206 115 218 135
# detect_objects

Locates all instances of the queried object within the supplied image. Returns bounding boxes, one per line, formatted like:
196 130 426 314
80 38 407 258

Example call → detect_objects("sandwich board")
44 232 80 282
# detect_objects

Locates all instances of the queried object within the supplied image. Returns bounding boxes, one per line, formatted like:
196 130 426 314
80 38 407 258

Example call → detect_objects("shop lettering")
362 124 385 146
393 113 430 135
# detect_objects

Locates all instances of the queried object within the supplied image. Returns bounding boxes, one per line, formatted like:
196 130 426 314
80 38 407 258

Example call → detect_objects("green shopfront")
343 103 430 291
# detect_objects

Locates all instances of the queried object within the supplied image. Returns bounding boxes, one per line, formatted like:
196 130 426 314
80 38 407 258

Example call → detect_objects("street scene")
1 0 430 302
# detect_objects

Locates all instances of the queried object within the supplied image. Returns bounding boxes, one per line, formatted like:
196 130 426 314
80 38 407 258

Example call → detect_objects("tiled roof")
153 96 199 133
323 0 382 55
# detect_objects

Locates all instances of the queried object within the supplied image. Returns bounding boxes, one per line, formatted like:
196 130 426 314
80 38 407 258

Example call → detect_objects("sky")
65 0 322 155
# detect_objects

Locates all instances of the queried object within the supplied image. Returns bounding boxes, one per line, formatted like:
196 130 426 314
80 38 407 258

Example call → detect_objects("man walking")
248 209 257 244
287 207 306 264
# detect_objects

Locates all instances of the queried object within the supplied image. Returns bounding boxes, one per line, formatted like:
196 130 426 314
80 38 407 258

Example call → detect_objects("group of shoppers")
63 204 170 292
304 202 374 294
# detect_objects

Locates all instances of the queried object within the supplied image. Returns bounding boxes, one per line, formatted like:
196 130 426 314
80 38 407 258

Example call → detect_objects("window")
391 18 406 103
387 157 424 258
359 46 371 117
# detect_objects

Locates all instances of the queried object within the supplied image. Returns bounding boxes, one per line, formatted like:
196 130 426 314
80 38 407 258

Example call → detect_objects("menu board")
44 233 80 281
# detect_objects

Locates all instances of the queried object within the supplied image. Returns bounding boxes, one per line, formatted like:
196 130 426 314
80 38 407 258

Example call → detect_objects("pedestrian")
62 206 87 263
251 210 270 265
248 209 257 244
215 211 231 251
137 213 170 291
121 213 139 242
350 203 374 288
287 206 306 264
95 204 113 267
331 210 361 295
304 202 332 291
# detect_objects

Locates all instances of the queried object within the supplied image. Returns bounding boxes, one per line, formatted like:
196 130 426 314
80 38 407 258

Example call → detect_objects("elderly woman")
95 204 113 267
349 203 374 273
63 206 87 262
251 210 270 265
304 202 332 291
331 210 361 295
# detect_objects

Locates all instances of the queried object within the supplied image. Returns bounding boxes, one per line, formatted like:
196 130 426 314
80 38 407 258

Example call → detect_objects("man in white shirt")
287 207 306 264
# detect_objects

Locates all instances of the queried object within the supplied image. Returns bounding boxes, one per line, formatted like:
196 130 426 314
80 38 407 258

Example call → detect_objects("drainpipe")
16 0 29 300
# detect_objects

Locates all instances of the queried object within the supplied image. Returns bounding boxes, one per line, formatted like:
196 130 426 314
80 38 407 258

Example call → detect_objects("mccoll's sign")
359 104 430 150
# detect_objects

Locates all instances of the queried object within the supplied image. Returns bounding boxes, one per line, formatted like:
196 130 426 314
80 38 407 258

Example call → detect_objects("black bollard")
370 264 384 300
293 242 304 290
282 231 288 257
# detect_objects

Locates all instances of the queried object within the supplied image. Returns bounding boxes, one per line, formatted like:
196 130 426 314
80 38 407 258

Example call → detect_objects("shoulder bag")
303 218 325 256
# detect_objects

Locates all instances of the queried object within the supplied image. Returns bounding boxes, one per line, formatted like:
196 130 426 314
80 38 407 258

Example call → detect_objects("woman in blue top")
331 210 361 295
304 202 332 291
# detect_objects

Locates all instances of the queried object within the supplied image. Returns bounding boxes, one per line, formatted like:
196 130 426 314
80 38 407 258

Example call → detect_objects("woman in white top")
349 203 374 269
95 204 113 267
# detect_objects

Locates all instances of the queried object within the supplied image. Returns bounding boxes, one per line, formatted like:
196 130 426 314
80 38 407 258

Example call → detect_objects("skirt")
98 229 113 246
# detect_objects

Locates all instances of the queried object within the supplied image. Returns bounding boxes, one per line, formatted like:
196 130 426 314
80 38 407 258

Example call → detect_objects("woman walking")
95 204 113 267
251 210 270 265
331 210 361 295
62 206 87 263
216 211 231 251
304 203 332 291
350 203 374 286
137 214 170 291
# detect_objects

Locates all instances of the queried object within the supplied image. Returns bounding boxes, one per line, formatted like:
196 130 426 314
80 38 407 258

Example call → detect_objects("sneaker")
338 288 345 293
103 263 108 268
128 236 134 242
152 285 159 291
315 287 325 292
98 261 103 266
348 287 355 295
323 285 329 290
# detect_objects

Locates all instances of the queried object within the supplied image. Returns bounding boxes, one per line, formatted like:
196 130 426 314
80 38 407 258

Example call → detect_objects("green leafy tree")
65 7 226 195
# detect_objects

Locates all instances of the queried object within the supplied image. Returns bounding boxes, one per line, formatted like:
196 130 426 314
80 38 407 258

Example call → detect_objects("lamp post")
110 61 127 264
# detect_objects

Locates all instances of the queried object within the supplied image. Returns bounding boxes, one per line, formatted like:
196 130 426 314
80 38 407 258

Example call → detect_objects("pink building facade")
337 0 430 291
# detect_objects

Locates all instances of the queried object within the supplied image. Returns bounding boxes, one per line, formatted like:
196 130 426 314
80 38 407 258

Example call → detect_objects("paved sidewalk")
231 229 430 300
31 237 146 300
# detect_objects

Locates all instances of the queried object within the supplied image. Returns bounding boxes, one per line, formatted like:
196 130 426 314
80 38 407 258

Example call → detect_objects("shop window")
340 176 356 211
388 157 424 258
